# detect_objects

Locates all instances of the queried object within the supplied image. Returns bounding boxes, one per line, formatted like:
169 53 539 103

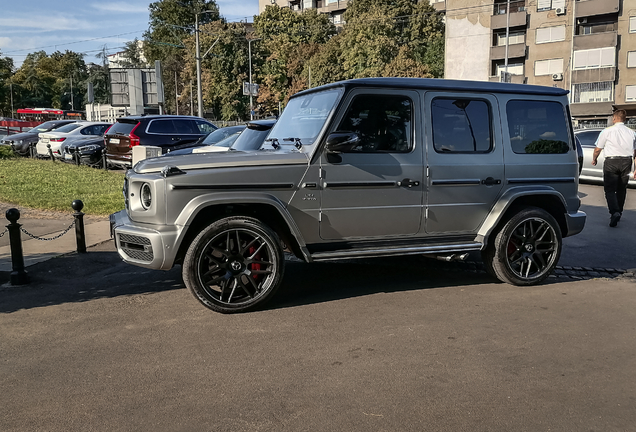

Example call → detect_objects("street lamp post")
194 9 218 118
248 38 261 121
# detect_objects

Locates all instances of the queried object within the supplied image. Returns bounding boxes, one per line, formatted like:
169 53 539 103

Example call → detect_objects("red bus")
16 108 85 122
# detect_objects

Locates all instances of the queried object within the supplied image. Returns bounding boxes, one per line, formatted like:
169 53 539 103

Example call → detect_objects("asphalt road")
2 181 636 431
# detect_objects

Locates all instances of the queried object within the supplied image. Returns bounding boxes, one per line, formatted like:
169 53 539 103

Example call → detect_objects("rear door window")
507 100 570 154
54 123 83 133
173 120 199 134
195 120 216 133
431 98 493 153
148 120 176 134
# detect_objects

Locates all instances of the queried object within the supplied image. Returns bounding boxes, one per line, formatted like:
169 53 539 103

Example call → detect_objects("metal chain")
20 220 75 241
0 228 7 238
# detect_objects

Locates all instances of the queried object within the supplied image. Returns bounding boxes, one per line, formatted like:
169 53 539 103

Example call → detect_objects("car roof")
116 115 211 121
293 77 570 99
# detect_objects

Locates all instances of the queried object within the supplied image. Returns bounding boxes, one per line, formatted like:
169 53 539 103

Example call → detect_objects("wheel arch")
479 187 568 250
173 193 309 265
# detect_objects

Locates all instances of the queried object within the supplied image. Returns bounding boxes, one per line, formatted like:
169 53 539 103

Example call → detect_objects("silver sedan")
575 128 635 186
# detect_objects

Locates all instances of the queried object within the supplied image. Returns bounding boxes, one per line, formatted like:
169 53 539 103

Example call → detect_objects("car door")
319 89 424 241
424 92 504 234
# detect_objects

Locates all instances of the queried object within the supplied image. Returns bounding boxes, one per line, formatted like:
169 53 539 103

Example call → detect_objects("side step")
310 242 483 262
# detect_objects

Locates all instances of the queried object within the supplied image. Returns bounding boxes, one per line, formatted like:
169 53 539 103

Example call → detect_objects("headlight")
140 183 152 210
79 144 100 152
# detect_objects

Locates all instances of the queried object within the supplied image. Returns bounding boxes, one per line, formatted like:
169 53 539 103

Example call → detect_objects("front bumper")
110 210 183 270
565 210 586 237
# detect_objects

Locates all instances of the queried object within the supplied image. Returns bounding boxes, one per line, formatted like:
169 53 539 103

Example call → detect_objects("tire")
182 216 285 313
486 207 562 286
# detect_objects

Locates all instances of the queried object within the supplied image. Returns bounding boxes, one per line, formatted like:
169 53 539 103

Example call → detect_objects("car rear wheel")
486 207 562 286
182 216 285 313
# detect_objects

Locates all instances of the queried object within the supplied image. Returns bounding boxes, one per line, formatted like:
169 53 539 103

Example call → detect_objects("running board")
310 242 483 262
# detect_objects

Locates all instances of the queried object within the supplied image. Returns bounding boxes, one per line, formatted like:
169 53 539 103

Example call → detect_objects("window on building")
303 0 313 9
432 99 493 153
537 0 564 11
496 32 525 46
579 22 617 35
327 0 338 4
626 86 636 102
572 82 614 103
628 52 636 68
333 13 342 24
534 58 563 76
630 17 636 33
495 63 524 76
573 47 615 69
536 25 566 44
494 1 526 15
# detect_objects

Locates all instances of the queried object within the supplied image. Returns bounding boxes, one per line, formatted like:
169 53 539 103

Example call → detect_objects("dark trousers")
603 158 633 215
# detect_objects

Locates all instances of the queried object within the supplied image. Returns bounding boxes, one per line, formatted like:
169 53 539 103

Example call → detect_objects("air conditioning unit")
555 7 566 15
552 73 564 81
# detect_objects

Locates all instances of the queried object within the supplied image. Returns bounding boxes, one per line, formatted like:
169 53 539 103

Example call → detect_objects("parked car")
575 128 636 185
167 121 274 156
0 120 76 156
36 122 112 158
62 137 107 166
104 115 217 167
111 77 586 313
192 125 246 148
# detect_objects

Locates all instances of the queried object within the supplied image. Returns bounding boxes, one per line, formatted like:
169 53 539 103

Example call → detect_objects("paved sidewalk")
0 218 112 273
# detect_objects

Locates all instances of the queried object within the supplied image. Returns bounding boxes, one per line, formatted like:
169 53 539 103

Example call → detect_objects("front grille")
118 233 153 262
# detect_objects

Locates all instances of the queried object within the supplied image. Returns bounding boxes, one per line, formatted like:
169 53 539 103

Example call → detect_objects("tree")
119 39 149 68
0 51 15 117
254 5 336 115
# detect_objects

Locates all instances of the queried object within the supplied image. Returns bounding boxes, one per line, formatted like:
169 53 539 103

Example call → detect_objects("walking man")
592 109 636 227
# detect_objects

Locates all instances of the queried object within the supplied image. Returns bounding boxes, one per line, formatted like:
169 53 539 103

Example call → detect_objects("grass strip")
0 158 125 215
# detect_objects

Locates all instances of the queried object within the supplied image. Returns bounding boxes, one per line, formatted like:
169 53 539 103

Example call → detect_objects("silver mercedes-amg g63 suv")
110 78 586 313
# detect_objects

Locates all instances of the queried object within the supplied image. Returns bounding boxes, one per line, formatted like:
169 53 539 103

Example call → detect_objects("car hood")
1 132 37 142
134 149 309 174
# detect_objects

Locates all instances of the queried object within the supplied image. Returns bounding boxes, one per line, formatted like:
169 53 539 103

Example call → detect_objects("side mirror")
325 132 361 153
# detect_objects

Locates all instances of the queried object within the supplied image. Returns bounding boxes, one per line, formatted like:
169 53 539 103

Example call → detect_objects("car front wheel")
486 207 562 286
182 216 285 313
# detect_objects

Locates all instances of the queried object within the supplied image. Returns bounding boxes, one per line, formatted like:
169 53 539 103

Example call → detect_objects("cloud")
91 2 149 13
0 16 97 32
540 131 556 139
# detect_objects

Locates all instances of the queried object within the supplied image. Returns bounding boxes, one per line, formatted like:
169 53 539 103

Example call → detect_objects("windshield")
201 125 246 145
28 121 62 133
576 130 601 147
266 88 342 148
231 126 273 152
54 123 83 133
213 132 241 148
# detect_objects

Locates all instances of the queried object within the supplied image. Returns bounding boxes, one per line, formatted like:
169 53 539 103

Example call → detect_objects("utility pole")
503 0 510 81
70 75 74 110
10 83 14 118
195 13 203 118
248 38 261 121
175 70 179 115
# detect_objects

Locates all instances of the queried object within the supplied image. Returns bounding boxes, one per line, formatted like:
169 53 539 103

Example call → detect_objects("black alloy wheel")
485 207 562 286
183 217 284 313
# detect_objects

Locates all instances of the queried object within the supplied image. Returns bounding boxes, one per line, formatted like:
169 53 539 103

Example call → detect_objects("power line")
2 31 145 54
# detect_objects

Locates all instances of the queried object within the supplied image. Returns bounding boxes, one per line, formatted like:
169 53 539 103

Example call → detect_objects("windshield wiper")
283 137 303 150
264 138 280 150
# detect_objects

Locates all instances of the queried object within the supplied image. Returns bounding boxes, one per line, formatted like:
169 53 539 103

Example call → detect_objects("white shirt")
595 122 636 157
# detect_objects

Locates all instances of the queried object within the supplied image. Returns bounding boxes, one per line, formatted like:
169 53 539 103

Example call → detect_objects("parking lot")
1 183 636 431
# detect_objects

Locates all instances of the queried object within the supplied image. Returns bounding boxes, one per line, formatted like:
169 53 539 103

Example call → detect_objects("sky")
0 0 260 68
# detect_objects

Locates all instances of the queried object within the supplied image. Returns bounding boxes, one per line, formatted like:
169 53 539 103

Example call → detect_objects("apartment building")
258 0 349 24
439 0 636 125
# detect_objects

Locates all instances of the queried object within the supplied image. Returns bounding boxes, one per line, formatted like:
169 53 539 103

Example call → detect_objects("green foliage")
524 139 569 154
0 159 125 215
0 146 17 159
0 51 15 117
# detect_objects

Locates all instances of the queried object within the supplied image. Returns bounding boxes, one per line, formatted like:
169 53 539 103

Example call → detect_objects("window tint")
173 120 198 134
196 120 217 133
231 127 272 151
336 94 412 153
202 126 246 145
148 120 176 134
108 121 137 135
575 130 601 147
507 100 570 154
55 123 83 133
432 98 492 153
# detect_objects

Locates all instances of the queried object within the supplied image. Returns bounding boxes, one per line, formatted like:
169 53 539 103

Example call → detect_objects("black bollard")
102 148 108 171
5 208 30 285
74 149 81 166
47 143 55 161
72 200 87 254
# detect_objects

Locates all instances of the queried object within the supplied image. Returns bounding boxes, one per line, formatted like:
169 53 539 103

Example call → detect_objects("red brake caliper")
249 247 261 280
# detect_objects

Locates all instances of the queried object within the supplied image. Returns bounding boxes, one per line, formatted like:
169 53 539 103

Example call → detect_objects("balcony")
491 10 527 30
576 0 619 19
494 1 526 15
571 67 616 84
490 43 527 61
573 32 617 50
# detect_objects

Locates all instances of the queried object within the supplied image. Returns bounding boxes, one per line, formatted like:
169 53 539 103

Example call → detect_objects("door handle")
399 178 420 188
481 177 501 186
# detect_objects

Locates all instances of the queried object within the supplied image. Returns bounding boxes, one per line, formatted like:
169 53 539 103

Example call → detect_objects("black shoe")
610 212 621 227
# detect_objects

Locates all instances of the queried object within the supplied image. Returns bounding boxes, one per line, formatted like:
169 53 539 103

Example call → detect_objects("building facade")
438 0 636 125
258 0 349 24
